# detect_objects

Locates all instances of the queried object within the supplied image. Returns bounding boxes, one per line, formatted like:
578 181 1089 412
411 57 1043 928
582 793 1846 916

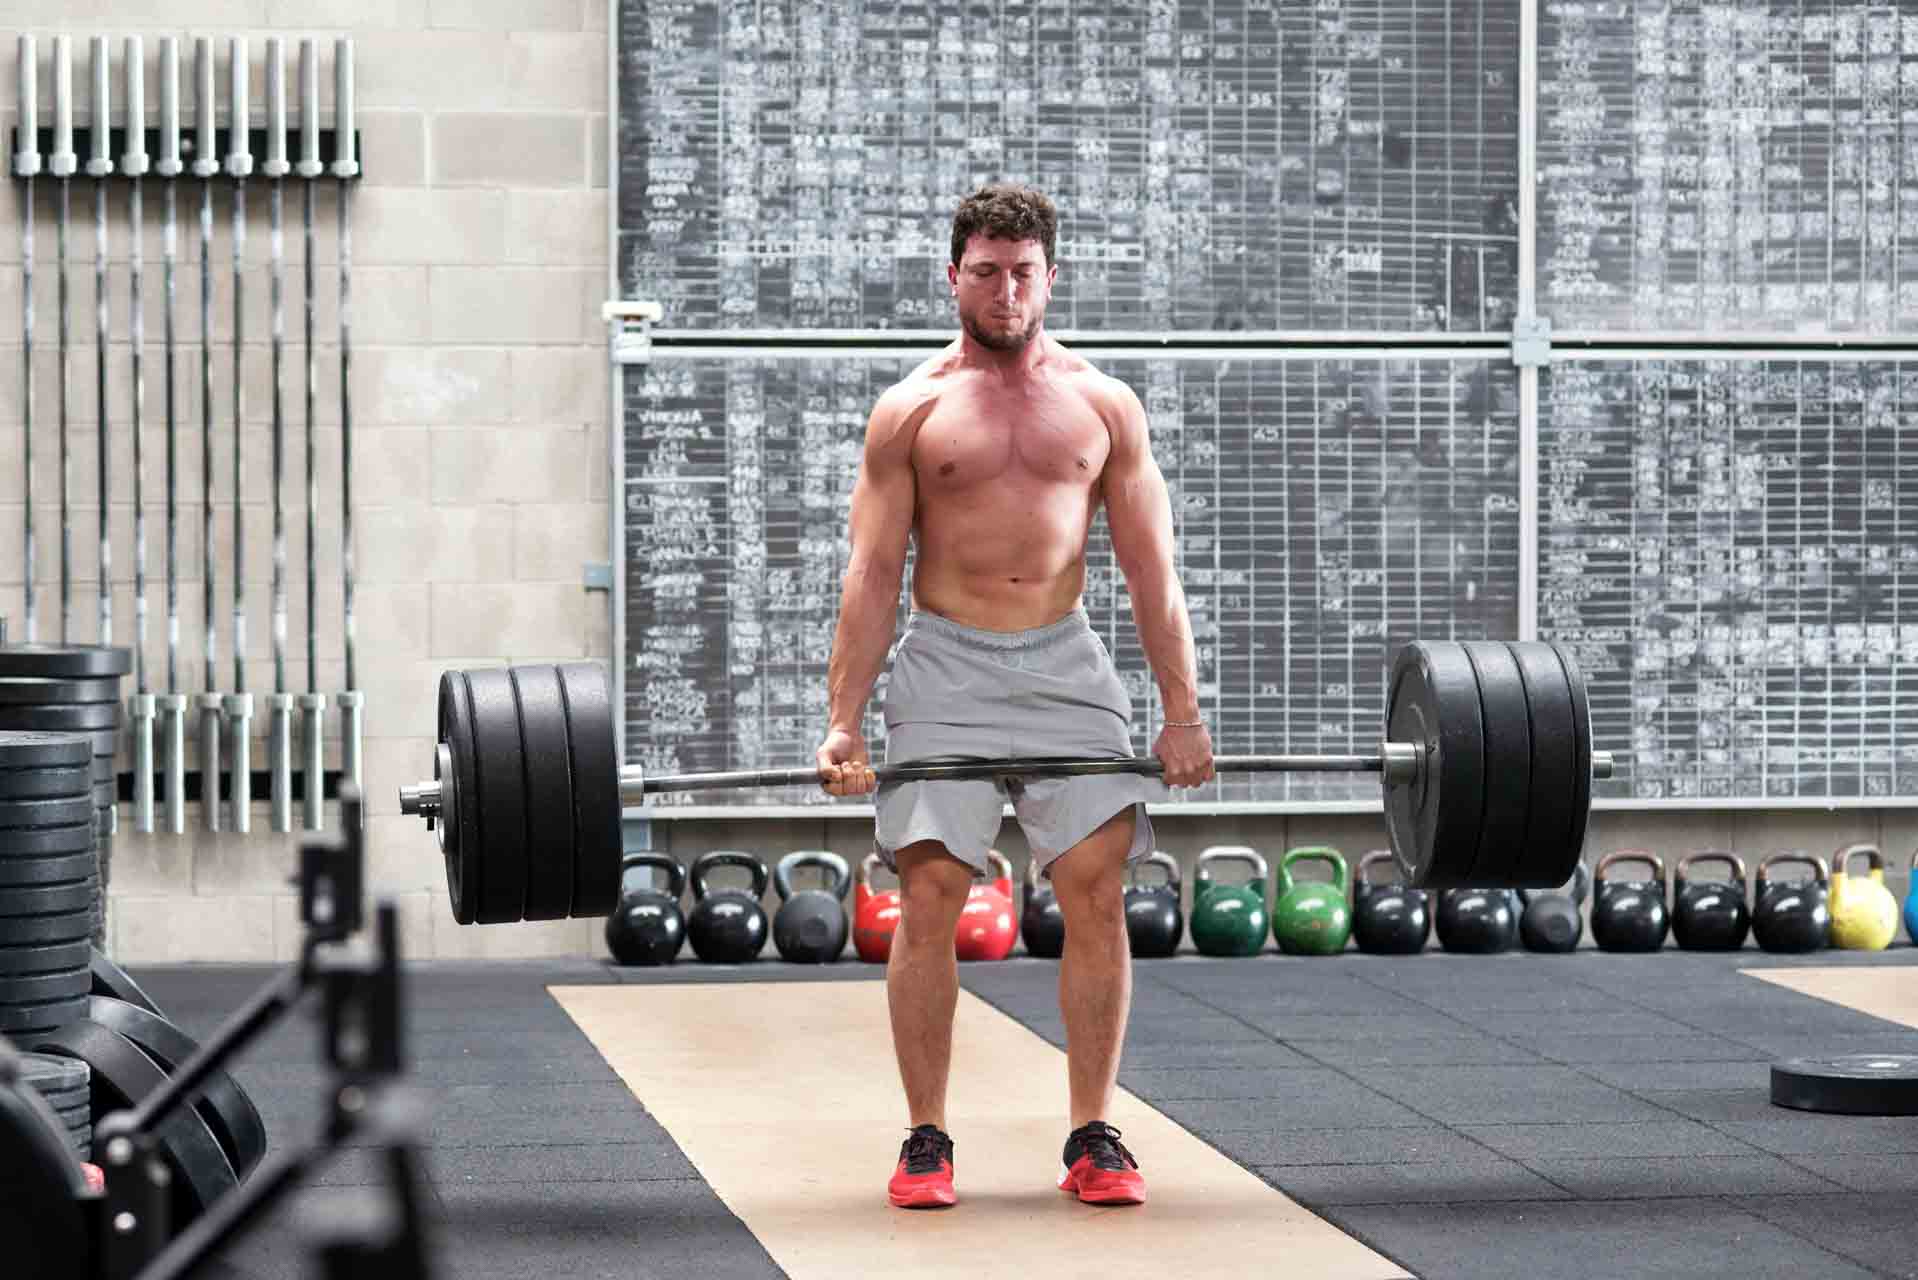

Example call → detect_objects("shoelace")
1071 1123 1139 1172
900 1127 951 1174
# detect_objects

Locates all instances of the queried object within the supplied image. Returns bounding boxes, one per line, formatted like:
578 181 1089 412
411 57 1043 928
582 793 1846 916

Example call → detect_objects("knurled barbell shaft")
398 746 1613 818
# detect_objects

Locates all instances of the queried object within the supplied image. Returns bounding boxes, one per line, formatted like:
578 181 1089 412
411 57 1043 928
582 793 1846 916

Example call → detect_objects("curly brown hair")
949 183 1057 269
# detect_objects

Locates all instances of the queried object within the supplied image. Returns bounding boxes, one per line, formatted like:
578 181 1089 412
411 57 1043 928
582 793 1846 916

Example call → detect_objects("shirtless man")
814 183 1215 1209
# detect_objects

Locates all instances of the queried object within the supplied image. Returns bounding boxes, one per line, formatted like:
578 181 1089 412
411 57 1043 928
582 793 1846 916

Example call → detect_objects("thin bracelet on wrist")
1163 718 1204 728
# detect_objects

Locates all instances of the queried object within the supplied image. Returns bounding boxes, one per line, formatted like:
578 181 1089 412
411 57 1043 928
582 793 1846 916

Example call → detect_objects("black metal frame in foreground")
84 787 436 1280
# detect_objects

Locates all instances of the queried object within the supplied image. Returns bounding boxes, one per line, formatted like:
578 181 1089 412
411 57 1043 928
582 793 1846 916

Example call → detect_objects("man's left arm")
1098 378 1215 788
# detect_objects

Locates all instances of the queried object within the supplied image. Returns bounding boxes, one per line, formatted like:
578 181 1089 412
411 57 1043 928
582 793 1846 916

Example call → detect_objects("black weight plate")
1383 642 1485 889
0 797 95 830
0 644 132 679
1772 1053 1918 1116
0 824 95 857
40 1089 91 1116
0 733 90 771
465 668 530 925
1507 642 1588 889
0 853 96 888
0 765 90 801
89 949 164 1017
1459 642 1534 887
16 1051 89 1096
0 880 97 918
0 911 95 947
1550 643 1595 880
0 995 88 1033
0 676 123 706
0 941 89 975
556 662 620 919
0 966 91 1005
0 1079 90 1280
28 1018 238 1225
510 665 577 921
86 996 268 1178
0 702 123 732
439 670 481 926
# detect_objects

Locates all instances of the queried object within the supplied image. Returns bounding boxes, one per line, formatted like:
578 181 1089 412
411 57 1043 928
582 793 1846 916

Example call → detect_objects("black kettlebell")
1590 851 1670 952
1021 854 1066 959
605 853 686 966
1435 887 1519 954
1672 851 1752 951
772 850 851 964
1352 850 1430 955
686 851 771 964
1751 851 1830 954
1518 861 1589 953
1123 851 1183 958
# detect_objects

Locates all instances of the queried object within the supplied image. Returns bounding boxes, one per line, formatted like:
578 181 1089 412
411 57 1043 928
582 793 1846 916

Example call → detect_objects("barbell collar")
1592 750 1614 780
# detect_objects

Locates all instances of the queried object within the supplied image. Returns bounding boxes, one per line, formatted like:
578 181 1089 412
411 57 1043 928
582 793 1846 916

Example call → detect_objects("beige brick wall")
0 9 611 961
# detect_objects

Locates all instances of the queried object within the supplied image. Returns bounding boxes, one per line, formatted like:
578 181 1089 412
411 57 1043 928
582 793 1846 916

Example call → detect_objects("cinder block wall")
4 7 1913 963
0 2 615 962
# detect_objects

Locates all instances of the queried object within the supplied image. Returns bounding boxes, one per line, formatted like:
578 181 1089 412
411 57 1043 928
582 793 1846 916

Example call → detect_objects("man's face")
948 235 1055 351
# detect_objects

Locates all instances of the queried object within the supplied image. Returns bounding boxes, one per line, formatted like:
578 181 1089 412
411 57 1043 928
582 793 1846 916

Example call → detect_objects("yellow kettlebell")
1828 844 1899 952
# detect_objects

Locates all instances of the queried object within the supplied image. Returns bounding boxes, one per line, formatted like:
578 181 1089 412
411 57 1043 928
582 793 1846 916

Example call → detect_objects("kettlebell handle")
1519 860 1590 908
1356 849 1402 888
1756 850 1828 886
1675 850 1746 888
1831 843 1885 880
1131 850 1181 894
620 852 685 899
1595 849 1665 886
983 849 1013 886
774 850 851 903
690 850 771 901
1196 846 1270 886
1280 846 1349 893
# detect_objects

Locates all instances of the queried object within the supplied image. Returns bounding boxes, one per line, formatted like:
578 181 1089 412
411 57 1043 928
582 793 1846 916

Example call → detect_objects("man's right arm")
826 386 922 734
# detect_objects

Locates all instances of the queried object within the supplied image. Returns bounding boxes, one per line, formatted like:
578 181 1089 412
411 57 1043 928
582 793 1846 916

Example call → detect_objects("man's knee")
1047 808 1136 923
896 841 975 935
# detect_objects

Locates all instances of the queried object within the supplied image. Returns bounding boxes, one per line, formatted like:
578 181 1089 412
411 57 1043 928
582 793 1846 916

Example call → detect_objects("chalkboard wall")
617 0 1918 809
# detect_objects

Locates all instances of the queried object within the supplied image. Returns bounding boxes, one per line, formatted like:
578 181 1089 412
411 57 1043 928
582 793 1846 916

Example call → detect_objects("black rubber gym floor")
134 949 1918 1280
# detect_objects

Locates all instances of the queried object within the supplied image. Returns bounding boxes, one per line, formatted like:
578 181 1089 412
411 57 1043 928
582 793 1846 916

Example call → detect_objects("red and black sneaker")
888 1124 957 1208
1058 1121 1146 1205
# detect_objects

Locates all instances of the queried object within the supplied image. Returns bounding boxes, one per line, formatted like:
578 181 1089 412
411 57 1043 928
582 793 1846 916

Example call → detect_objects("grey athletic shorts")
874 607 1161 878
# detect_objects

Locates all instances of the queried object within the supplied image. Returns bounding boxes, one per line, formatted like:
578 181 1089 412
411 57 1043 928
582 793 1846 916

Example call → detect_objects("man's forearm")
1128 575 1201 722
828 562 905 732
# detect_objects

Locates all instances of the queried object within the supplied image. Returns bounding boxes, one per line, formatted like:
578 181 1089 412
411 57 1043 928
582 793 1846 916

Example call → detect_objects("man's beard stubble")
960 307 1042 351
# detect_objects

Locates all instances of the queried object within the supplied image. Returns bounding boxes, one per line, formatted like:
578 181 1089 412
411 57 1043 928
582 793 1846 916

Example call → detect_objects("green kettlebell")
1271 846 1352 956
1191 846 1270 957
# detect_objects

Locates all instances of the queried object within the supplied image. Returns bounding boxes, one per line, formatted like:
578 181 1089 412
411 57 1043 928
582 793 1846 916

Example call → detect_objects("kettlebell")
686 850 771 964
605 853 686 966
1751 851 1830 953
771 850 851 964
853 850 903 964
1123 851 1184 958
1906 849 1918 947
1352 850 1430 955
1518 862 1589 953
1828 843 1899 952
1021 854 1067 958
1590 851 1669 952
955 851 1018 962
1190 846 1269 957
1435 887 1519 954
1671 851 1751 951
1271 846 1352 956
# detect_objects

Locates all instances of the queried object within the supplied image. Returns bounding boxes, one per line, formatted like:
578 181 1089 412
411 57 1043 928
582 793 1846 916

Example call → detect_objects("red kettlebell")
955 850 1018 962
853 850 903 963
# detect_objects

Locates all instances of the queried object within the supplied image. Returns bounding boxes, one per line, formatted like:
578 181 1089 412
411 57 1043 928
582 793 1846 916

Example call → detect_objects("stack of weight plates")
14 1051 90 1158
0 645 130 949
0 731 99 1045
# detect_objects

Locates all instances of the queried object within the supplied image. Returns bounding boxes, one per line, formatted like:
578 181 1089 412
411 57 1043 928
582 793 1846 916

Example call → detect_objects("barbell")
397 640 1614 926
